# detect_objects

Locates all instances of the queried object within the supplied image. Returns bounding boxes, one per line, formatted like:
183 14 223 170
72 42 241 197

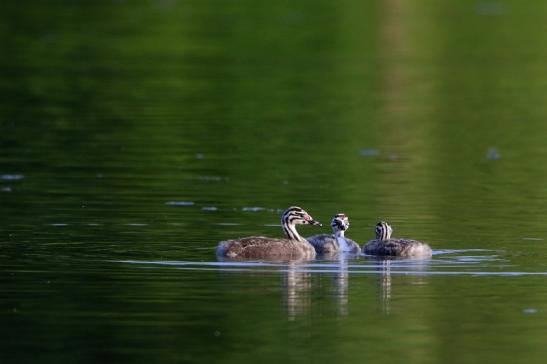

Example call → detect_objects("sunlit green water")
2 1 547 363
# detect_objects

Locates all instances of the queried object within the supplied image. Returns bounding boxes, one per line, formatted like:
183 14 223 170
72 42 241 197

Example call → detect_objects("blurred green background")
2 1 547 363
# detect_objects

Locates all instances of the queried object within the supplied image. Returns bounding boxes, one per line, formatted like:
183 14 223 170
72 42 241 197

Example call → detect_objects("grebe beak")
309 219 322 226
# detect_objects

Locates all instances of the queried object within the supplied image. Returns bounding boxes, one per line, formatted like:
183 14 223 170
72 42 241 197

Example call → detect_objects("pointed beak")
310 219 322 226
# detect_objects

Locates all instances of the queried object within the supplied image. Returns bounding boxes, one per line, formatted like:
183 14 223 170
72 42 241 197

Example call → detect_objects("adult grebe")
362 221 432 258
216 206 321 260
307 213 360 255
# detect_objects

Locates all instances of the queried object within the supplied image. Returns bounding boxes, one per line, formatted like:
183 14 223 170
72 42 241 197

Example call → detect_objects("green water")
2 1 547 363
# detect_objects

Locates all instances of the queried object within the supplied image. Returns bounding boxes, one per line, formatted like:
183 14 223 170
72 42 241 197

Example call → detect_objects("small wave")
1 174 24 181
115 247 533 276
433 249 500 255
202 206 218 211
115 259 547 277
486 147 501 160
166 201 194 206
359 148 380 157
186 176 228 182
242 207 266 212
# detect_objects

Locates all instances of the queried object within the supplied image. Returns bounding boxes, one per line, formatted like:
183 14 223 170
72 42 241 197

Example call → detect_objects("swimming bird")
307 213 360 255
362 221 432 258
216 206 322 260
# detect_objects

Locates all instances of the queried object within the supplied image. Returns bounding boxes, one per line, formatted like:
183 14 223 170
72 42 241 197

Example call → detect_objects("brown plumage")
307 213 360 256
362 221 432 258
308 235 360 255
216 206 321 261
362 238 432 258
217 237 316 260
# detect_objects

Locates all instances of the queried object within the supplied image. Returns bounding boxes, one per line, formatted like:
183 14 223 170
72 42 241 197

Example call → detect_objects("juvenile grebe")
307 213 360 255
216 206 321 260
362 221 432 258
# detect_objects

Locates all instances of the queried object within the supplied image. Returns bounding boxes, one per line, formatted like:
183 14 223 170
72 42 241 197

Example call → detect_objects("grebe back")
362 221 432 258
216 206 321 260
307 213 360 255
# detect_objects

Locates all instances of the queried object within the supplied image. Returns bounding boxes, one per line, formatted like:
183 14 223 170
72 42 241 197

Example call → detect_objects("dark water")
3 1 547 363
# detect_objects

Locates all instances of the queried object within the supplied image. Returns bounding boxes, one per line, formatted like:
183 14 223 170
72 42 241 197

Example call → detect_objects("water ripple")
115 249 540 277
202 206 218 211
1 174 24 180
166 201 194 206
241 207 266 212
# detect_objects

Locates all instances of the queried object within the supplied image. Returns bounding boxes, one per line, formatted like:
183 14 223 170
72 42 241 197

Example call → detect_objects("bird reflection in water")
381 259 392 315
371 257 432 315
281 255 431 319
331 254 351 316
282 264 312 320
282 255 356 319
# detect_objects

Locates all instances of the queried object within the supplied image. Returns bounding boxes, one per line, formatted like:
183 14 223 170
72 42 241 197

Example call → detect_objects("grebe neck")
335 230 351 251
282 218 305 242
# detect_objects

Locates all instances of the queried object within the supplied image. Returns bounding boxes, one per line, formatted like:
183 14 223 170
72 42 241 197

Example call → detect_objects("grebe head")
375 221 393 241
281 206 322 226
331 213 349 233
280 206 321 242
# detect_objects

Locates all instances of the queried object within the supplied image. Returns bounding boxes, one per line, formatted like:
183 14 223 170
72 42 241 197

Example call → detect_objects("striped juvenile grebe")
216 206 322 260
307 213 360 255
362 221 432 258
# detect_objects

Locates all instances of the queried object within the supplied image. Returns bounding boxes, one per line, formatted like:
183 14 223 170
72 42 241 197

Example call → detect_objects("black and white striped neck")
375 221 393 241
280 206 320 242
282 220 305 242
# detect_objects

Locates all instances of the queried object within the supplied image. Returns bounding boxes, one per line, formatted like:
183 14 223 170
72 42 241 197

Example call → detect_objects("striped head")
375 221 393 241
281 206 321 241
281 206 321 227
331 213 350 233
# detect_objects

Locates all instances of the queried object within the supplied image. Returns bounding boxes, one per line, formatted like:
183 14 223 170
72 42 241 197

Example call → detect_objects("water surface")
2 1 547 363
